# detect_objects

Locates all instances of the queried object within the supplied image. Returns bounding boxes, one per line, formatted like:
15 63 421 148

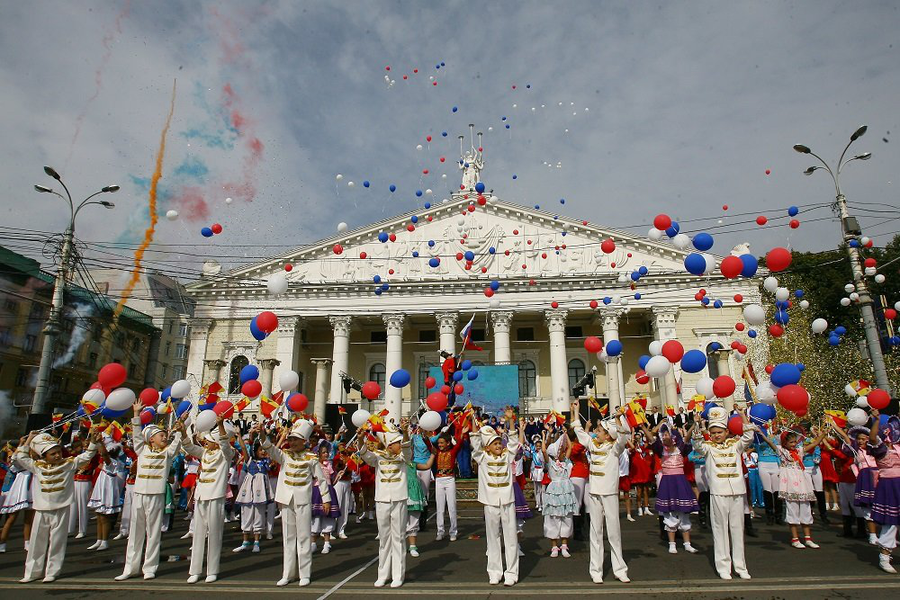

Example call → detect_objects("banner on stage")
428 364 519 416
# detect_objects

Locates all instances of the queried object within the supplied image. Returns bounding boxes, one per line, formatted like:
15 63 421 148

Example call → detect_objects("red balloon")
140 408 155 425
865 257 876 268
584 336 603 353
361 381 381 400
359 251 367 259
241 379 262 399
333 244 344 255
756 216 768 226
484 288 494 297
551 301 559 308
139 388 159 407
661 340 684 363
426 392 449 412
589 299 599 309
777 384 809 412
789 219 800 229
419 376 435 391
733 294 743 303
766 247 792 272
713 375 736 398
635 370 650 385
720 255 743 279
867 389 890 410
287 393 309 413
795 408 808 418
653 214 672 231
388 233 396 242
213 400 235 419
440 385 451 395
256 311 278 334
211 223 223 234
454 383 464 395
768 323 784 338
728 415 743 436
284 263 293 271
885 308 898 320
98 363 127 388
765 364 774 374
735 323 745 332
601 238 616 254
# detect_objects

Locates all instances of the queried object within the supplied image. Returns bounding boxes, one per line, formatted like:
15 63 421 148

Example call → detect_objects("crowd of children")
1 399 898 587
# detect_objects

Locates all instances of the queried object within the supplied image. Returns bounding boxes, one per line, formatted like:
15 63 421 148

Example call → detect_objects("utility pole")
31 166 119 415
794 126 891 394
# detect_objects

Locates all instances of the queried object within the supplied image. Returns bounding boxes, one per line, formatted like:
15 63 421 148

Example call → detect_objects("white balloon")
489 297 501 309
105 387 136 411
696 377 715 398
844 283 855 293
703 254 716 274
840 297 851 306
418 411 442 432
672 233 691 250
865 267 876 276
763 277 779 293
799 300 810 309
171 379 191 400
335 174 343 181
619 297 629 305
279 370 300 392
861 236 871 245
648 228 663 241
195 409 217 432
347 181 355 188
856 396 870 408
351 409 371 428
757 381 776 403
165 209 179 221
337 222 348 232
645 355 671 378
875 274 886 284
811 318 828 334
82 388 106 405
775 287 790 302
850 292 860 301
267 273 288 296
416 144 423 151
895 301 900 312
648 341 663 356
597 350 610 363
845 383 858 397
743 304 767 325
847 407 868 427
225 197 233 204
425 189 432 195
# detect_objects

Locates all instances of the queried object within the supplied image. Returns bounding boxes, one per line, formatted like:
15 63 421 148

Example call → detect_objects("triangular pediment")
188 195 707 291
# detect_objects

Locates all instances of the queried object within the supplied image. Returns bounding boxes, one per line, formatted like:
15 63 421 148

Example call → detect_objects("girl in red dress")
819 439 840 511
630 433 653 516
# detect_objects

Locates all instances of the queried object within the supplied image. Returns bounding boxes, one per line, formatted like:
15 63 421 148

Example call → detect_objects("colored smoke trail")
113 81 176 321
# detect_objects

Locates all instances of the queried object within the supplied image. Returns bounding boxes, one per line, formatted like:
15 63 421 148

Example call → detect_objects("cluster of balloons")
250 311 279 341
200 223 224 238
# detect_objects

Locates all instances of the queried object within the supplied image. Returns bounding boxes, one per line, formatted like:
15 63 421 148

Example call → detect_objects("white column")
328 316 352 405
545 309 569 414
185 318 212 385
491 311 514 364
599 308 623 411
383 314 406 422
202 359 226 389
436 312 458 356
258 358 280 397
716 349 735 411
271 316 301 397
311 358 332 422
652 307 680 411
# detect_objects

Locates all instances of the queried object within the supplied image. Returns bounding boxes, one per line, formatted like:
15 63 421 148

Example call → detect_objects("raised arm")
257 426 286 465
131 399 146 454
802 425 827 454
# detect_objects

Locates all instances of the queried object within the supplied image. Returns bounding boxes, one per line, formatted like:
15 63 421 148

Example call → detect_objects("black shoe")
856 518 868 539
744 514 758 537
841 515 855 538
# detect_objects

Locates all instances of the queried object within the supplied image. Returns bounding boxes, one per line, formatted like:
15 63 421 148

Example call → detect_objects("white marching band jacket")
470 428 520 506
14 444 98 511
359 445 412 503
573 421 630 496
262 439 330 506
182 432 235 501
131 417 183 496
691 425 757 496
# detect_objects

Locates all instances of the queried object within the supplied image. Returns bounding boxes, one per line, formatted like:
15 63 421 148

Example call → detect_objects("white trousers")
68 480 91 535
710 494 748 577
694 466 709 493
878 525 898 550
241 504 266 534
24 507 69 581
587 493 627 580
808 466 824 492
784 500 813 525
416 469 433 501
838 482 864 517
543 514 573 539
311 516 335 535
122 493 164 577
484 503 519 583
533 482 544 510
190 497 224 577
376 500 407 583
119 484 134 536
406 510 421 536
435 477 458 536
758 462 780 492
663 511 692 532
280 499 312 581
571 477 587 515
333 480 352 535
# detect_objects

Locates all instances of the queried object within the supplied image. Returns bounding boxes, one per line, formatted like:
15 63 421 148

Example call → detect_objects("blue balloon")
849 239 859 248
748 329 757 338
835 326 847 335
175 400 192 418
428 240 435 247
713 299 723 309
512 174 517 179
606 339 623 356
490 280 500 291
452 370 464 382
381 283 389 291
467 369 478 381
534 204 540 209
788 206 799 217
240 364 260 384
389 369 411 388
638 355 651 370
701 297 710 306
389 184 396 192
797 363 805 372
100 406 127 419
749 403 776 424
475 182 485 194
774 310 790 325
378 232 389 243
428 257 440 268
452 106 458 112
739 254 758 278
770 363 801 387
692 233 714 251
424 202 431 209
634 293 641 300
681 349 707 373
76 405 86 417
505 124 510 129
638 266 649 276
709 342 722 351
441 131 447 137
684 253 706 275
794 290 804 298
603 297 612 305
416 190 423 197
828 335 840 346
665 221 680 237
461 359 473 371
464 250 475 261
250 317 266 342
363 180 370 188
161 387 172 402
631 272 641 282
412 251 419 258
374 275 382 283
201 227 213 237
411 215 418 224
488 246 496 254
374 288 382 296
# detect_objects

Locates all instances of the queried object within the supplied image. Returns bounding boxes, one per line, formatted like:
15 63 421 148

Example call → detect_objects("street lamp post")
31 166 118 415
793 126 891 394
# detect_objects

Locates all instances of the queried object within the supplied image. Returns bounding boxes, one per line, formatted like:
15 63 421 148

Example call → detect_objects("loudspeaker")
325 403 358 435
26 412 52 433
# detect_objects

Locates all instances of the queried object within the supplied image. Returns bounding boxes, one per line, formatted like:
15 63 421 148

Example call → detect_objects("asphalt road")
0 505 896 599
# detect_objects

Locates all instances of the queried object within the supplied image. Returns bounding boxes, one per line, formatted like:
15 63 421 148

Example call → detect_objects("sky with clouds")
1 0 899 282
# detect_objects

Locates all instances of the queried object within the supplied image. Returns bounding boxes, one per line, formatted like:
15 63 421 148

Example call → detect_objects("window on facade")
167 321 174 335
519 360 537 398
418 330 437 343
369 363 386 391
173 365 185 380
0 327 10 346
565 325 583 338
161 363 168 379
89 352 98 368
471 328 486 341
180 323 188 337
4 299 17 312
132 338 141 351
370 331 387 344
24 334 37 353
706 343 720 378
516 327 535 342
228 356 249 394
175 344 187 359
417 361 437 399
165 341 171 356
568 358 586 391
15 367 28 387
30 303 43 319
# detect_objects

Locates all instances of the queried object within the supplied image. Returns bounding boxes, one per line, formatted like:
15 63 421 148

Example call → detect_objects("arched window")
706 343 720 379
228 355 249 395
418 361 437 399
369 363 386 391
568 358 586 392
519 360 536 398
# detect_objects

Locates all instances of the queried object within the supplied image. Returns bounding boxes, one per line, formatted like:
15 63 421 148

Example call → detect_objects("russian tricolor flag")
459 314 483 351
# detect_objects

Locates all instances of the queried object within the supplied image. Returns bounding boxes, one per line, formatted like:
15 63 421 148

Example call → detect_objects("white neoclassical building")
185 172 759 422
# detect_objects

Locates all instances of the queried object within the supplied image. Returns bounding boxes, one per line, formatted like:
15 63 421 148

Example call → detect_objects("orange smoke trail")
114 81 176 320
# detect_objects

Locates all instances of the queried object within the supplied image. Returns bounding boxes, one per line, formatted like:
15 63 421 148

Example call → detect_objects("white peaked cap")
479 425 500 447
31 433 61 456
378 430 403 447
707 406 728 430
142 424 163 443
288 419 314 441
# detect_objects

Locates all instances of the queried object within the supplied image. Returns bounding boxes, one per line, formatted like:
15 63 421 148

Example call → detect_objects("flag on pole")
459 314 483 352
105 421 125 442
260 392 282 419
824 409 847 429
234 396 251 413
624 401 647 428
665 405 675 417
542 411 566 427
687 395 705 412
338 406 347 415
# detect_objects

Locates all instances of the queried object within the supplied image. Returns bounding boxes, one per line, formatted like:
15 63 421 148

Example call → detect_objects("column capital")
382 313 406 335
436 312 459 333
276 316 305 334
189 318 213 336
203 359 227 369
491 311 514 332
651 305 679 323
258 358 281 371
597 307 624 331
544 309 568 333
328 315 353 337
310 357 333 366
